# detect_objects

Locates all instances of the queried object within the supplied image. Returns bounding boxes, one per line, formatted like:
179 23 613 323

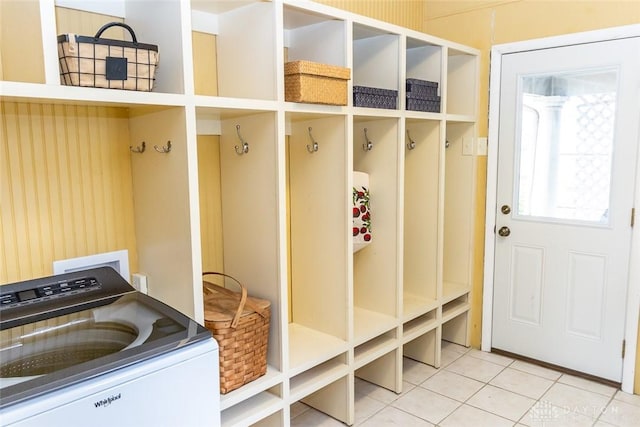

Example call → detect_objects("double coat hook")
130 141 171 154
130 141 146 153
154 140 172 153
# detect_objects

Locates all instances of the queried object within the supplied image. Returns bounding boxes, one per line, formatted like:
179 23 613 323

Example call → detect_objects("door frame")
482 24 640 393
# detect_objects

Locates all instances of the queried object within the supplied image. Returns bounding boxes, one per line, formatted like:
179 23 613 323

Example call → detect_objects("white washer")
0 267 220 427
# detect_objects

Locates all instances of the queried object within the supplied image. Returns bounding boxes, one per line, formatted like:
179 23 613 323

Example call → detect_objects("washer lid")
0 268 212 410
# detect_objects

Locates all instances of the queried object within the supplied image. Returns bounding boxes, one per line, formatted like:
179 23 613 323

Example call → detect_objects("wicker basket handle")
203 272 268 328
94 22 138 44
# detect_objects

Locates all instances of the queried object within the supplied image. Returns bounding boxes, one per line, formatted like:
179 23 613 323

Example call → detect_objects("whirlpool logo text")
94 393 122 408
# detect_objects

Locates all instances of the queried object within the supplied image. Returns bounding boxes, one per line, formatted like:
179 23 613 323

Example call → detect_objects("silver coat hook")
154 140 171 153
406 130 416 150
130 141 146 153
235 125 249 155
445 139 450 149
307 127 319 153
363 128 373 151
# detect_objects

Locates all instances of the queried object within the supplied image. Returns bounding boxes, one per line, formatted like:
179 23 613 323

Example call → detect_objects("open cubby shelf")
1 1 478 425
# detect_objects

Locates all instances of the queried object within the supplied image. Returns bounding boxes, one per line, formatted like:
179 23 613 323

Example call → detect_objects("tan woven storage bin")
203 272 270 394
285 60 350 105
57 22 159 91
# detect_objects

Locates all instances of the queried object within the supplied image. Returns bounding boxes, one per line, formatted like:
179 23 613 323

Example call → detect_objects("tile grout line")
435 355 518 426
425 348 519 425
516 370 621 427
514 363 562 427
395 347 475 426
592 392 619 427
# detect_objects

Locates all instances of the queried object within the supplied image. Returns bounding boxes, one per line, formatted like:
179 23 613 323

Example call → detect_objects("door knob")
501 205 511 214
498 226 511 237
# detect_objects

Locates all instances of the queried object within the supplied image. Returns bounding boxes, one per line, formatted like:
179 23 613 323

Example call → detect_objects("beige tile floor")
291 342 640 427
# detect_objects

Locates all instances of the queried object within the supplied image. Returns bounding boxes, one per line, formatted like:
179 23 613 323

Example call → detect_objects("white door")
492 37 640 381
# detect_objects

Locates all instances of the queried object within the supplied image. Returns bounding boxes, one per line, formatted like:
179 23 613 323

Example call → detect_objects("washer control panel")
1 267 134 330
0 277 101 309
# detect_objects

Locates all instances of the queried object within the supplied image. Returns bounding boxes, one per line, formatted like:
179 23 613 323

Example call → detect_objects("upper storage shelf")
406 38 442 88
191 0 277 100
405 37 443 114
283 5 346 68
352 24 400 95
446 48 478 117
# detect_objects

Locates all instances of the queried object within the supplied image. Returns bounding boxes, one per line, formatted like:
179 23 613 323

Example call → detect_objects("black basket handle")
94 22 138 44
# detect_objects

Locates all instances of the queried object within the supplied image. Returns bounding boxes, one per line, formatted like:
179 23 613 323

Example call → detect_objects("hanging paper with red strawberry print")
353 171 372 253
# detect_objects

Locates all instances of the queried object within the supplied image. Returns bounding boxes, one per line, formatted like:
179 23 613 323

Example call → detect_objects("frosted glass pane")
515 69 617 224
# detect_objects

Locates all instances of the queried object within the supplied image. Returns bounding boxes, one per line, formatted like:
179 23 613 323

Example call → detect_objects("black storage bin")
353 86 398 109
406 92 441 113
405 78 441 112
406 78 439 97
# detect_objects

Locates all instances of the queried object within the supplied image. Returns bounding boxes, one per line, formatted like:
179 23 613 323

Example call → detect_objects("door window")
515 68 618 225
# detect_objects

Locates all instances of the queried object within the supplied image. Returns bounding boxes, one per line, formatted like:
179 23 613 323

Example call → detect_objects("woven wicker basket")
285 60 350 105
203 272 270 394
57 22 159 91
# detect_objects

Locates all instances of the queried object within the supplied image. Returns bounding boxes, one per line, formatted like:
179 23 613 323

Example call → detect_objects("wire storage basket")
57 22 159 91
202 272 270 394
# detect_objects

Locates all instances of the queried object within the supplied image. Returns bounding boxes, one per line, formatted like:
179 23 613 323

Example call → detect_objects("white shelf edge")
288 323 349 377
353 306 398 346
353 337 398 370
442 301 470 323
220 365 284 410
441 282 470 305
284 102 349 116
402 293 438 322
402 318 439 344
405 111 445 121
194 95 279 112
445 113 476 123
221 391 283 427
352 106 402 118
288 361 350 403
0 81 185 107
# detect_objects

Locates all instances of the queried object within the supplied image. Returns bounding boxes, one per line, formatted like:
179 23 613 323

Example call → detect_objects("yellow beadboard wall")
55 7 125 40
193 34 222 279
1 102 139 284
424 0 518 21
192 31 218 96
422 0 640 393
197 135 224 273
314 0 426 31
0 7 133 286
0 0 45 83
